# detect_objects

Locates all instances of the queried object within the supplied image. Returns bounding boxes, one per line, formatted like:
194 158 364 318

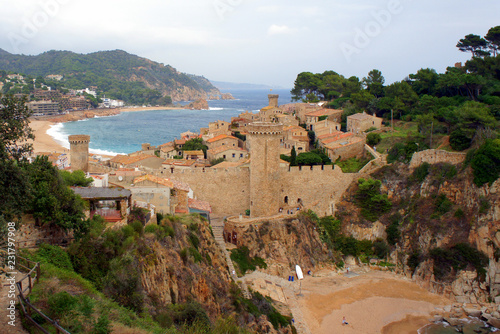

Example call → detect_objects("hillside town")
30 94 382 228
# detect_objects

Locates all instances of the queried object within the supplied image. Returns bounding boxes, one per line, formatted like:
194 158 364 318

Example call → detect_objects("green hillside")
0 49 220 104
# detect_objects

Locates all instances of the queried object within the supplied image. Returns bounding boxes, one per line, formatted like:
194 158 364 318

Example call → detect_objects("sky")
1 0 499 88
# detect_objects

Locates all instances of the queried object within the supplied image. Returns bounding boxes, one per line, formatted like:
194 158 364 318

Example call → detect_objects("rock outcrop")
184 99 209 110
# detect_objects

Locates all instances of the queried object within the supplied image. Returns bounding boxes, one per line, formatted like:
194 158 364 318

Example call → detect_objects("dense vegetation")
0 49 219 105
291 26 500 185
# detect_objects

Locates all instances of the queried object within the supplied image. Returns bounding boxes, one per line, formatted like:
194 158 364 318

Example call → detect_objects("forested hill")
0 49 220 103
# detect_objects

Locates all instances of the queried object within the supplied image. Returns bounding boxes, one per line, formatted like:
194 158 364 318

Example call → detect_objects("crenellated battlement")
68 134 90 144
247 122 283 135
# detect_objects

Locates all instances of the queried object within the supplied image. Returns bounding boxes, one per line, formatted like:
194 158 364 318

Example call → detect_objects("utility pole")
430 122 433 149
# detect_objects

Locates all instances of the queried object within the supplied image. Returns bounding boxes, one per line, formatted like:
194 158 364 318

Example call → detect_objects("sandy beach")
297 269 449 334
29 120 68 154
245 268 450 334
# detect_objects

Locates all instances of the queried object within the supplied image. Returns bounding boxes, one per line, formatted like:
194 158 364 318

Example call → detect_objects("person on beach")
342 316 348 325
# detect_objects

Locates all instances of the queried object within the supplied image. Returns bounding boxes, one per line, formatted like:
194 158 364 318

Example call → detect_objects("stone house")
316 131 349 149
159 143 182 159
305 108 343 130
207 120 231 138
346 112 383 133
207 146 248 163
281 125 309 155
161 159 198 172
206 134 239 150
274 114 299 127
183 150 205 160
324 135 365 161
109 154 164 169
311 119 341 136
131 174 174 214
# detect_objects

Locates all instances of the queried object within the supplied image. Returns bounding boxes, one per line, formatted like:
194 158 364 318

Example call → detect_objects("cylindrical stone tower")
247 122 283 218
268 94 279 108
69 135 90 172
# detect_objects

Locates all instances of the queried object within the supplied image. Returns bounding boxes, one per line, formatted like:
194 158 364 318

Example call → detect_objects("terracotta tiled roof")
305 108 343 117
207 134 237 143
317 131 344 140
284 125 306 132
188 198 212 213
171 179 190 192
207 146 247 155
320 133 353 145
110 154 155 165
174 139 186 145
325 136 364 149
183 150 204 156
162 159 197 167
133 174 174 188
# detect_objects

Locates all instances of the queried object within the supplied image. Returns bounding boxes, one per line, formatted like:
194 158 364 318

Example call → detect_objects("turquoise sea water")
47 89 292 155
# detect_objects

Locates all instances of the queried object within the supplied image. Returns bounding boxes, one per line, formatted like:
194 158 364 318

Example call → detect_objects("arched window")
284 196 288 204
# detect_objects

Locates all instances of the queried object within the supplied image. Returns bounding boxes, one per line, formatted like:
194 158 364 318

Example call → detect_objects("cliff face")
139 219 233 317
336 161 500 303
225 216 333 277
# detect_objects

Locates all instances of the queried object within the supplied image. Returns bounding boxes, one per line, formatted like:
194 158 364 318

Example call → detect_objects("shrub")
449 128 472 151
471 139 500 186
385 221 400 246
48 291 78 317
430 243 488 281
410 162 430 183
434 194 453 215
366 132 382 146
93 313 111 334
479 196 490 214
230 246 267 275
356 178 392 221
144 224 159 234
37 243 74 271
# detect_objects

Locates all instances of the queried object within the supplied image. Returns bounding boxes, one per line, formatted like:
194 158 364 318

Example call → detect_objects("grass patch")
337 157 371 173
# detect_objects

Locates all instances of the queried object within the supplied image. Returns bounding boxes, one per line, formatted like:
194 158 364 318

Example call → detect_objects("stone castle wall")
159 164 356 217
409 149 466 169
163 167 251 215
281 165 355 216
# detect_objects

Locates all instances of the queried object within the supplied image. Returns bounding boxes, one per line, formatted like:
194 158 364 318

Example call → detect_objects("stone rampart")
163 167 251 215
409 149 466 169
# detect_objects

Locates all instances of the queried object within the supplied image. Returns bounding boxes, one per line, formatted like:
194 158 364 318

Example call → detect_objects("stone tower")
69 135 90 172
268 94 279 108
248 122 283 218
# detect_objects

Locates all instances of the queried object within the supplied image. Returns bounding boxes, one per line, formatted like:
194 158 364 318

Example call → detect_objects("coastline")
29 105 179 154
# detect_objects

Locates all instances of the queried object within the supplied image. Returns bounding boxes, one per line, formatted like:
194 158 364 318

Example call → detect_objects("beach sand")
29 120 68 154
288 269 449 334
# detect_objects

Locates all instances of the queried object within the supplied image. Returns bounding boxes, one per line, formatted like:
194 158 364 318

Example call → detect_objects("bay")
49 89 292 155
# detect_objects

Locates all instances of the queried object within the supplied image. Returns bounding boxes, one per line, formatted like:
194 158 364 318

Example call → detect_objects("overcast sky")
1 0 498 88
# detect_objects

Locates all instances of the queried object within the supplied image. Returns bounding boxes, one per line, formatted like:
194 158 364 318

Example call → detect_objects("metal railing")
14 256 71 334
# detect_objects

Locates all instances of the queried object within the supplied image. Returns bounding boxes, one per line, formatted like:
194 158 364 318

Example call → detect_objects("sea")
46 88 498 333
47 89 293 155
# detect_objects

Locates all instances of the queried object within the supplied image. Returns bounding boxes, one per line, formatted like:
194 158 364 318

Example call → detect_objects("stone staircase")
210 216 251 299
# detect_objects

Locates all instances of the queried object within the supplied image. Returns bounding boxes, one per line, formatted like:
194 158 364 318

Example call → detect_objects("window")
223 155 226 159
240 154 243 158
284 196 288 204
232 153 235 158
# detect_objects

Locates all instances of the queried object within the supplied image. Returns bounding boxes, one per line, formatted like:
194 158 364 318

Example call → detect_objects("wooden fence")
15 256 71 334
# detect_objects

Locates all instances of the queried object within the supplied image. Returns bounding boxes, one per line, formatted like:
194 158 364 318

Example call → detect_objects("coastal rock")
221 93 235 100
463 307 482 317
185 99 208 110
487 317 500 329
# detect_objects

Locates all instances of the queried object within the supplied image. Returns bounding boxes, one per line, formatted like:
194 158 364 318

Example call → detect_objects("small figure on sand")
342 316 348 325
